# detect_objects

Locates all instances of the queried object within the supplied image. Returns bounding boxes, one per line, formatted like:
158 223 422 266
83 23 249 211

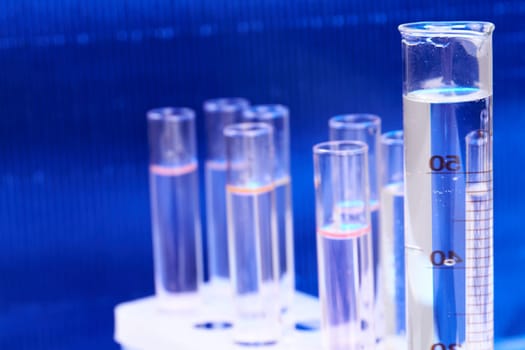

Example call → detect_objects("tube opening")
398 21 495 37
381 130 404 145
243 104 288 120
203 98 250 113
147 107 194 122
329 114 381 130
224 122 272 138
313 140 368 156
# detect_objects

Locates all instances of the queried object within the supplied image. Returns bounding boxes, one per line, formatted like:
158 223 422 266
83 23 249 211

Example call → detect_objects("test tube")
224 122 280 345
203 98 250 298
147 107 202 310
313 141 374 350
379 130 406 346
465 130 493 348
329 114 382 339
242 105 295 316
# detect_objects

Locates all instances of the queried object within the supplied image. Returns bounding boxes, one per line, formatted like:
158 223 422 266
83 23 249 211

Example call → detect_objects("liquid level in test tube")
380 182 406 337
317 203 374 350
226 185 280 343
150 163 201 302
205 161 230 293
404 87 493 349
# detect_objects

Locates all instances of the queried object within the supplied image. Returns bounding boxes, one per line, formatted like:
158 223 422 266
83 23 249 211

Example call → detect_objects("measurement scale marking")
466 180 492 184
465 198 493 203
466 208 493 213
456 312 493 316
454 218 492 222
467 301 494 305
426 170 493 175
467 328 494 334
432 265 491 270
466 247 491 251
466 227 493 232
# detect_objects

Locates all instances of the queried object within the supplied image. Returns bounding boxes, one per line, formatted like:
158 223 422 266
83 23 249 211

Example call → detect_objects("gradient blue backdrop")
1 1 523 349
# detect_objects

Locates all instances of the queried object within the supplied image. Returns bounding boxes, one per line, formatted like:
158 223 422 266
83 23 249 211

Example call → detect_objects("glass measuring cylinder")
147 107 203 310
203 98 250 298
329 114 383 340
243 105 295 316
379 130 406 347
313 141 374 350
399 21 494 350
224 123 280 345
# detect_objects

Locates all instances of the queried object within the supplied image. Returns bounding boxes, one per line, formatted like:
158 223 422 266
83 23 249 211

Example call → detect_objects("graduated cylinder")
400 22 494 350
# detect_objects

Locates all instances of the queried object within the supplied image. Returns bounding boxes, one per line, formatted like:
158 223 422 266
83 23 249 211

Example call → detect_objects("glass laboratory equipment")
313 140 374 350
224 122 280 345
329 113 383 340
242 105 295 316
379 130 406 347
203 98 250 298
147 107 203 310
399 22 494 350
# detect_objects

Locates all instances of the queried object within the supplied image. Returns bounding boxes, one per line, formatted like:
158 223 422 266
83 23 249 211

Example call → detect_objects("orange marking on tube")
226 183 275 195
150 163 198 176
318 225 370 239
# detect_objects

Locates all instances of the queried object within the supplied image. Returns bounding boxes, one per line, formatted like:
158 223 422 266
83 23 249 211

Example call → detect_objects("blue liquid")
404 87 493 349
226 185 280 344
205 161 229 292
380 183 406 338
149 163 201 305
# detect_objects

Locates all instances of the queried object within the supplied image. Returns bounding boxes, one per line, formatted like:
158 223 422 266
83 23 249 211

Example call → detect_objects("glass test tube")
203 98 250 298
224 123 280 345
399 22 494 349
313 141 374 350
379 130 406 347
465 130 493 349
147 107 202 310
329 114 382 339
242 105 295 315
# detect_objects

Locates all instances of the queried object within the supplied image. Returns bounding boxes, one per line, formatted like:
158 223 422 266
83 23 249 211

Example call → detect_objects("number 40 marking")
430 250 463 266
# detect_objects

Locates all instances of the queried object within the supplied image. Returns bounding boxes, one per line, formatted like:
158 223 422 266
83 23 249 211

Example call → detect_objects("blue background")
1 1 523 349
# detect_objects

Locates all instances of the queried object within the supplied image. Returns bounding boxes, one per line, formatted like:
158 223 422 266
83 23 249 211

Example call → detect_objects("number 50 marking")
429 155 461 172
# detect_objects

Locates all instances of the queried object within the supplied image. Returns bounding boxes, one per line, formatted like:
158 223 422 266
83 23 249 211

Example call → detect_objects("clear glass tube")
242 105 294 317
313 141 374 350
224 122 280 345
329 113 383 340
399 22 494 350
379 130 406 347
147 107 202 310
203 97 250 299
465 130 493 349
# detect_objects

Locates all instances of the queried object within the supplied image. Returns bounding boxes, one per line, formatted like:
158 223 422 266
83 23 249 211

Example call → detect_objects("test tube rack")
114 289 519 350
114 290 322 350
